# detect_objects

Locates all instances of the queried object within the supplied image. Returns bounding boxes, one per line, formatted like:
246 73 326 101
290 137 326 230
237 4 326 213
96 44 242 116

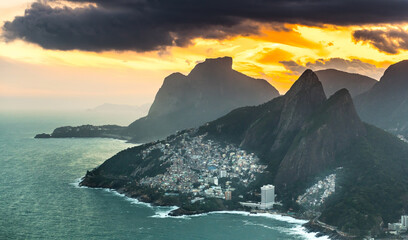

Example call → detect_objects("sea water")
0 112 329 240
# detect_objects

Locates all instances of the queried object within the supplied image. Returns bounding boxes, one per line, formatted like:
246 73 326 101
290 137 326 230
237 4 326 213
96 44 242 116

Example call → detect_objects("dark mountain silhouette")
200 69 408 236
36 57 279 142
202 70 366 188
355 60 408 137
315 69 376 97
82 69 408 237
126 57 279 142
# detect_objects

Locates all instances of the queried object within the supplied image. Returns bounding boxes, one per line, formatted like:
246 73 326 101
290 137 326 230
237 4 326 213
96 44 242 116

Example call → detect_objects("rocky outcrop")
127 57 279 142
236 70 327 161
269 69 327 152
274 89 366 187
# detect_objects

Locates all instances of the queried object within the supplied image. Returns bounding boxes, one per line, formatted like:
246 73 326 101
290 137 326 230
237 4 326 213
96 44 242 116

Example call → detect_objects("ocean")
0 112 329 240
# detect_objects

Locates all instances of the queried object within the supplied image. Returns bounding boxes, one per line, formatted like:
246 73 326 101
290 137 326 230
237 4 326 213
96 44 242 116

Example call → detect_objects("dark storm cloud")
353 28 408 54
3 0 408 52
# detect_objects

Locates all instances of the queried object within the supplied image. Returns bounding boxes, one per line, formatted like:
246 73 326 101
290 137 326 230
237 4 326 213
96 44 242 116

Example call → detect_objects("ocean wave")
243 220 330 240
186 210 307 225
288 225 330 240
147 209 306 224
102 188 154 208
150 206 189 219
398 135 408 143
69 177 87 189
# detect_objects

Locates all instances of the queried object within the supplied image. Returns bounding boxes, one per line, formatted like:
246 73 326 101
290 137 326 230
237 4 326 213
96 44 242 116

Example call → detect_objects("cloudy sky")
1 0 408 110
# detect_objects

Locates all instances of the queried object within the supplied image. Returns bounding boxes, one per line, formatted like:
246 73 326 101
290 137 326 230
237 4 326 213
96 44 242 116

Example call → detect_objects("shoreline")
73 177 335 240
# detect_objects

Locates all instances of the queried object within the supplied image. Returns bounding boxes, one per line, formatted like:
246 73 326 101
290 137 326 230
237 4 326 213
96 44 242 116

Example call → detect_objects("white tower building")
213 177 219 186
402 215 408 227
260 184 275 209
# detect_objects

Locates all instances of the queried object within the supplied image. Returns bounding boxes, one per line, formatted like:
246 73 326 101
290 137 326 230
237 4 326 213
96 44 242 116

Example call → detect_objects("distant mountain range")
355 60 408 138
81 69 408 237
315 69 377 97
36 57 280 141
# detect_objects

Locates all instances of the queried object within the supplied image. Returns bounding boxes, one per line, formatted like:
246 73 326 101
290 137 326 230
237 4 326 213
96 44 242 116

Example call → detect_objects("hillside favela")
2 1 408 240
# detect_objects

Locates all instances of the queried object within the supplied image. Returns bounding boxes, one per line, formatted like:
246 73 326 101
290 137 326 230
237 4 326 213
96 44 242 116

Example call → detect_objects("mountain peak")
384 60 408 75
269 69 326 152
286 69 323 97
354 59 408 135
380 60 408 86
321 88 364 132
325 88 352 105
129 56 279 141
188 56 233 77
274 88 365 188
203 56 233 68
281 69 326 111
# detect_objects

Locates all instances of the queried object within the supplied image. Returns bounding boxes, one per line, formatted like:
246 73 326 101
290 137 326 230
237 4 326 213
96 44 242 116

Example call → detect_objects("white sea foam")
103 188 154 208
187 210 307 224
69 177 89 189
150 206 188 219
249 212 307 224
398 134 408 143
243 221 330 239
243 220 278 230
288 225 331 240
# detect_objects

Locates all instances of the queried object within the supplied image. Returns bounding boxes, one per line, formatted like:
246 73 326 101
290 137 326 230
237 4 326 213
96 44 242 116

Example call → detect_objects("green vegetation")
94 141 168 178
180 198 243 213
320 124 408 236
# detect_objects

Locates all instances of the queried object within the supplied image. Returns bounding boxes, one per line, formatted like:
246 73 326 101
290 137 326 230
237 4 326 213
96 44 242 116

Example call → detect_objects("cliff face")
274 89 366 188
355 60 408 137
315 69 377 97
126 57 279 142
148 72 191 117
204 70 366 187
237 70 327 162
269 70 327 153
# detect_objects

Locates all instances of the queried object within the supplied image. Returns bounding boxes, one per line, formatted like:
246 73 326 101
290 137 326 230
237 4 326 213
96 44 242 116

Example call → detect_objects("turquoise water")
0 112 328 240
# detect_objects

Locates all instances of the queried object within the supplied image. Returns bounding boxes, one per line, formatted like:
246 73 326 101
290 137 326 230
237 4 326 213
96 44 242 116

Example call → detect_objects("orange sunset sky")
1 0 408 111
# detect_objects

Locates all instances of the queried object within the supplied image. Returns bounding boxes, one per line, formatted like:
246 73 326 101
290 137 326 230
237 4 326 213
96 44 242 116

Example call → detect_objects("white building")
260 184 275 209
219 170 227 178
387 215 408 234
213 177 219 186
402 215 408 227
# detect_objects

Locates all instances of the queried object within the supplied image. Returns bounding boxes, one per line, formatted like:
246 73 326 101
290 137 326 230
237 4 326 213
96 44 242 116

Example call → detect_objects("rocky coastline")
79 174 351 240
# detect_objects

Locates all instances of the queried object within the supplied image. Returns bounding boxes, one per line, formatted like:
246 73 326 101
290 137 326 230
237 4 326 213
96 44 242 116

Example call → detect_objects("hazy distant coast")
35 124 129 140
